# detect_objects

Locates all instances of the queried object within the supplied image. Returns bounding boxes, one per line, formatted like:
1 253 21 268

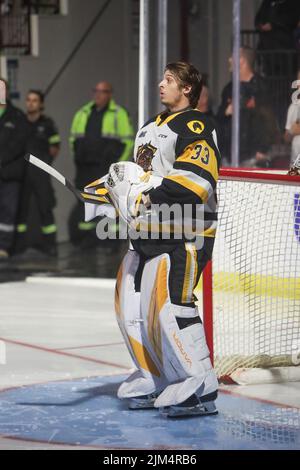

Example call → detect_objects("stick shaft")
25 154 110 205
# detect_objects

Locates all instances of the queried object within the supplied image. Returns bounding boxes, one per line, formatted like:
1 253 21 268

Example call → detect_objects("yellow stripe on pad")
128 335 161 377
81 193 110 204
202 227 217 237
86 179 103 189
115 264 123 320
95 188 109 196
182 244 198 304
148 258 169 366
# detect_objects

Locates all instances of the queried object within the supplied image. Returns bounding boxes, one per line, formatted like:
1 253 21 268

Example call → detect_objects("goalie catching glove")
104 161 162 226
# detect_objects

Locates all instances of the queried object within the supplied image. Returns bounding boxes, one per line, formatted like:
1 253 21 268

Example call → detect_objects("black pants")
70 164 105 242
0 180 20 252
17 164 56 249
75 163 105 190
133 237 215 306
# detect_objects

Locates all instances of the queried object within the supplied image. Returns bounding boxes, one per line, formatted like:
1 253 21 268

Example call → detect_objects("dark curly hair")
165 62 203 108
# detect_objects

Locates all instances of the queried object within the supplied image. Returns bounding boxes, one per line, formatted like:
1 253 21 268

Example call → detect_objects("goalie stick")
24 154 111 205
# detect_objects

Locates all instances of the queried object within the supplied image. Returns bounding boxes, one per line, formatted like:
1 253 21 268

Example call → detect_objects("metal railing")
240 29 259 49
0 1 61 55
0 10 31 55
0 1 60 15
25 1 60 15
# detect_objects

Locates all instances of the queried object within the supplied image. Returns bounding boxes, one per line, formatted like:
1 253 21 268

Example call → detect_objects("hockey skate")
160 391 218 418
128 392 159 410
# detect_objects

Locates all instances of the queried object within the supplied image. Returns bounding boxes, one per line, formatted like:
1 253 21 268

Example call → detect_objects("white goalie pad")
118 369 159 399
139 253 218 407
154 368 218 408
115 250 167 398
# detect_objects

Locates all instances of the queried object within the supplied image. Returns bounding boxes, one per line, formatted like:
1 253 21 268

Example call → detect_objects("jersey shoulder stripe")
165 174 209 203
167 109 214 139
173 160 217 189
155 110 183 127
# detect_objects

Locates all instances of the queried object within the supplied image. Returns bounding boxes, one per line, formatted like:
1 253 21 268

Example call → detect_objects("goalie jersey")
134 108 221 239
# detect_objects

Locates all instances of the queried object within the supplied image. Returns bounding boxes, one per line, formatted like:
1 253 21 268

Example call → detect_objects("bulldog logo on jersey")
136 142 157 171
187 120 205 135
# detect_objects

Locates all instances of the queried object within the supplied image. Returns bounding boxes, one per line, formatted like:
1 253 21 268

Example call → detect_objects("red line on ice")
0 336 129 370
57 341 124 351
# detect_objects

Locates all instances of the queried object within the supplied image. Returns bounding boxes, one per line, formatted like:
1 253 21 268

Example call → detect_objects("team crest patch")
136 142 157 171
187 120 205 134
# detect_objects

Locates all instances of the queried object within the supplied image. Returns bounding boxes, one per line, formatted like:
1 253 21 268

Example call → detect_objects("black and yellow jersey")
134 108 221 238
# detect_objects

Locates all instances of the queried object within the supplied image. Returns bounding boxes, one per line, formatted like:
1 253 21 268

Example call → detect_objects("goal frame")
202 168 300 382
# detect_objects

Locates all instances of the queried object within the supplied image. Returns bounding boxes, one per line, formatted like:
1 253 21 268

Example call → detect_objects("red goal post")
201 168 300 384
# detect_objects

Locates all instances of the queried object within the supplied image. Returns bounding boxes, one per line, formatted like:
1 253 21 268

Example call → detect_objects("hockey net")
200 169 300 384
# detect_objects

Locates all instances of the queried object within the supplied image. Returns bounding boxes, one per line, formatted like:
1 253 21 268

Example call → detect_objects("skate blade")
128 398 156 410
162 401 218 418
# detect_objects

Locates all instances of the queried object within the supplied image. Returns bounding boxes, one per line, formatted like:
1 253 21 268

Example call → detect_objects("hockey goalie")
27 62 221 418
84 62 220 418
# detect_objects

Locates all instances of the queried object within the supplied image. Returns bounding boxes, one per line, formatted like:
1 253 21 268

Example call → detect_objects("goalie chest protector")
133 108 220 177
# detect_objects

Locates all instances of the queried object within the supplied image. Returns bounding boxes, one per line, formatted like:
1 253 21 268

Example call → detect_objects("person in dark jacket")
255 0 300 50
255 0 300 75
0 79 30 260
217 47 278 166
16 90 61 256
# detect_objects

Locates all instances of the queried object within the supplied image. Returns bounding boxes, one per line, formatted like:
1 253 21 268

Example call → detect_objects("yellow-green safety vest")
69 99 134 161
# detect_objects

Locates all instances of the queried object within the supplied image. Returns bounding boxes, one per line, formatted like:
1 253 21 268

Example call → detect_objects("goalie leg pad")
139 253 218 408
115 250 167 398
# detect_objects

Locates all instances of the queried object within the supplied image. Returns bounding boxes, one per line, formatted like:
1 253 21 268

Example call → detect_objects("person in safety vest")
69 81 134 247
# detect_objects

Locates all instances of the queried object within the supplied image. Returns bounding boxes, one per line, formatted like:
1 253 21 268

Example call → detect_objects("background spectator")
197 75 216 121
284 69 300 165
69 81 134 248
217 46 278 167
15 90 60 257
0 78 30 260
255 0 300 76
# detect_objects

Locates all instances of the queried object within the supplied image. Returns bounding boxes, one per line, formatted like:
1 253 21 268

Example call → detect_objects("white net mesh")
212 175 300 381
220 403 300 448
